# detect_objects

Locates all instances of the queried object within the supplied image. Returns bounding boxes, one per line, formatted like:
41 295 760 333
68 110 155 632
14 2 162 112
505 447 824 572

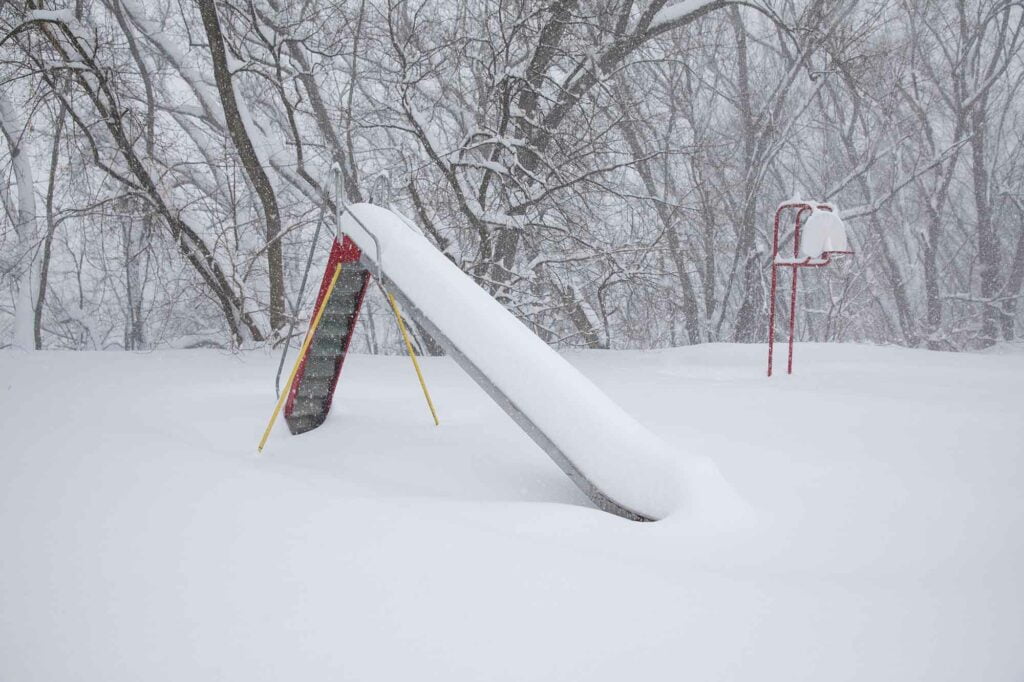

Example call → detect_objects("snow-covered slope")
1 344 1022 681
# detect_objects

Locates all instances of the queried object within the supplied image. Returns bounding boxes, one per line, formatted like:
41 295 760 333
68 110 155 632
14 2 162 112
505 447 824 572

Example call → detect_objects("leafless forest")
1 0 1022 352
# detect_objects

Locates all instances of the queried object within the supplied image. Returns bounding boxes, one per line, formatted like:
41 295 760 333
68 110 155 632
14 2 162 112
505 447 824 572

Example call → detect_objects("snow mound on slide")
340 203 749 523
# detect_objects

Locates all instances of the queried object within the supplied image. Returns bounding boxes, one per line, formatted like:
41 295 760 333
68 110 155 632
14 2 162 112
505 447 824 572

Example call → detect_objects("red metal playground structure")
767 201 853 377
256 181 852 521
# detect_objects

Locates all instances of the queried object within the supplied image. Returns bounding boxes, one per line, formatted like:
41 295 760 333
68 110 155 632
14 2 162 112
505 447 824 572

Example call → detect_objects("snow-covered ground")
1 343 1022 680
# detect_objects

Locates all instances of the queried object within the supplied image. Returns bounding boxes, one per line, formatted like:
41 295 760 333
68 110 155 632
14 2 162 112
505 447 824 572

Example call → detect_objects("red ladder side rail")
283 236 367 419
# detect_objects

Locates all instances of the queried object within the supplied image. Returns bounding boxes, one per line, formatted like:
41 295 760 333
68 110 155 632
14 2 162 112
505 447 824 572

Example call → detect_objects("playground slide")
340 204 689 522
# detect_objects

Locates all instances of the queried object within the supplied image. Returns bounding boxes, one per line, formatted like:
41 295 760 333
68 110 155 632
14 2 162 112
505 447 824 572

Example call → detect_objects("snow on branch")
648 0 723 32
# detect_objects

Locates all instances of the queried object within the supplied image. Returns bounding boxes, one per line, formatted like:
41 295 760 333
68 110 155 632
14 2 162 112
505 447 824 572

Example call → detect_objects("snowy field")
1 343 1022 681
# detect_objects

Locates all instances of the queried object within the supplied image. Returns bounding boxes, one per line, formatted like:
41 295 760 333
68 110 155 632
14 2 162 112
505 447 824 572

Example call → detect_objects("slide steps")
284 237 371 435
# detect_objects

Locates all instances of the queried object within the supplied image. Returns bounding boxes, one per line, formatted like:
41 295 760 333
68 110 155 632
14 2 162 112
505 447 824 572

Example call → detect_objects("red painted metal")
767 202 853 377
284 235 370 420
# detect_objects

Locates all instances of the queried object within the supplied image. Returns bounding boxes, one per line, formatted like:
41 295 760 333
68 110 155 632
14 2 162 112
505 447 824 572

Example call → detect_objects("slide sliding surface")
340 204 685 521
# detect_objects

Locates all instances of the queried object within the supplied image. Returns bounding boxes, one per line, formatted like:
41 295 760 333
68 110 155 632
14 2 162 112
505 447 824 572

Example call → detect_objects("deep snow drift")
1 343 1022 680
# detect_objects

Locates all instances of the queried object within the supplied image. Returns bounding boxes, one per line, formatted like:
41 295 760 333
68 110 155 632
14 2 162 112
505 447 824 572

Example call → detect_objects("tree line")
1 0 1022 352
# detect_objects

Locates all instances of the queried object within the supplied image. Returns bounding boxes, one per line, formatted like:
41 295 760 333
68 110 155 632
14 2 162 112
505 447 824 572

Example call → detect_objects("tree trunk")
921 202 943 350
197 0 286 334
1000 201 1024 339
35 105 66 349
969 105 1000 347
728 8 764 343
0 92 39 350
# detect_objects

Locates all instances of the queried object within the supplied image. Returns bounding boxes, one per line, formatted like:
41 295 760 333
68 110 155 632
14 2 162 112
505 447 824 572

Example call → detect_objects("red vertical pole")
787 208 810 374
787 266 799 374
767 206 784 377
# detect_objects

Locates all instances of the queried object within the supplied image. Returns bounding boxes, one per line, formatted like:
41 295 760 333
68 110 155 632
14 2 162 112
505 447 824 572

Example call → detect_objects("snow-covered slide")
341 204 701 522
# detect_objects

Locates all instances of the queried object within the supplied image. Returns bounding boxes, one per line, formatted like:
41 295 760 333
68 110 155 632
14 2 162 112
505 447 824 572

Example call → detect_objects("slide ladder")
283 237 371 435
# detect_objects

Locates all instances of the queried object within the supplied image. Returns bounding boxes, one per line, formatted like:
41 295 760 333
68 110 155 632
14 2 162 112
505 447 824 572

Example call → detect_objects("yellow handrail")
386 290 440 426
257 262 343 453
